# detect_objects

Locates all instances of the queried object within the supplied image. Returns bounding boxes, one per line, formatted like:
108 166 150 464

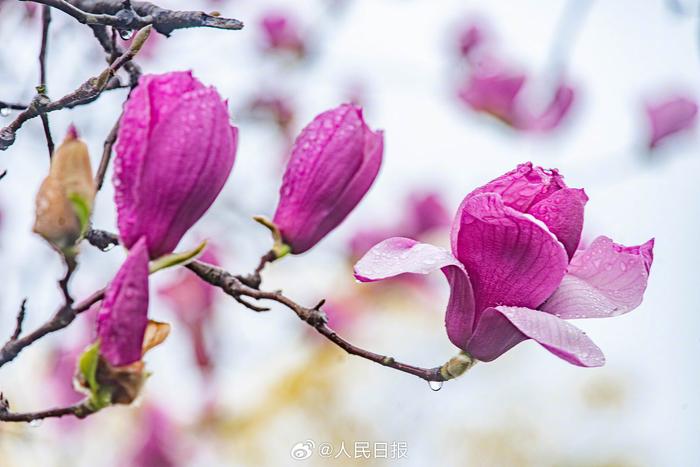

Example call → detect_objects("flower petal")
97 237 150 367
466 162 566 213
467 306 605 367
451 192 568 314
528 188 587 258
541 236 654 319
353 237 476 347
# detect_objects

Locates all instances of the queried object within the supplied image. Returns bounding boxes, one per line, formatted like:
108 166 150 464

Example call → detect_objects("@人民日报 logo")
290 440 315 460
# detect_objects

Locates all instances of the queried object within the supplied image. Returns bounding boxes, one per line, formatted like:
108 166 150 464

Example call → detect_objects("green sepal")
253 215 291 259
68 192 91 235
149 240 207 274
77 342 112 410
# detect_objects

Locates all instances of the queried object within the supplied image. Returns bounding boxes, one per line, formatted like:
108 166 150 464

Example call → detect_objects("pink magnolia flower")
273 103 384 254
97 237 150 367
259 12 306 56
355 163 654 367
158 249 221 373
646 95 698 149
458 62 575 132
115 71 238 258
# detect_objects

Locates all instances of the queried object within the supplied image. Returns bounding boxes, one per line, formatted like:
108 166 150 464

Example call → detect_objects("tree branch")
0 25 151 152
23 0 243 36
39 5 55 158
0 289 104 368
83 229 452 382
0 394 94 423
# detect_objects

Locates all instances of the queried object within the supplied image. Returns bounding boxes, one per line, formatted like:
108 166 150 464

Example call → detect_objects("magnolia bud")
33 126 95 251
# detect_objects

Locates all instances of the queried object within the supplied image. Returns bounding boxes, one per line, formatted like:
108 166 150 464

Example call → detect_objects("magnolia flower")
355 163 654 367
272 103 384 254
458 63 575 132
114 71 238 259
97 237 150 367
259 12 306 56
646 95 698 149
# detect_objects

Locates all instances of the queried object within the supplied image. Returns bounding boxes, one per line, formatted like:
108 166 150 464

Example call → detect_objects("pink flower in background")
457 22 486 60
355 163 654 367
273 103 384 254
349 191 451 260
458 63 575 132
259 12 306 57
646 95 698 149
97 237 150 367
130 404 186 467
159 248 221 374
115 71 238 258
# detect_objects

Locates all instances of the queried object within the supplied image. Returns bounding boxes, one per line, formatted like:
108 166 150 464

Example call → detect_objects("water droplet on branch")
428 381 443 391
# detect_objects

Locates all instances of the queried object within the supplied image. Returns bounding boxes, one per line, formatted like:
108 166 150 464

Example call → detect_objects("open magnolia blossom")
355 163 654 367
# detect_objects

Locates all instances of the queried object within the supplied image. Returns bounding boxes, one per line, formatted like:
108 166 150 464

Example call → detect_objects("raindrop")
0 107 10 117
29 419 43 428
428 380 443 391
118 29 134 40
103 243 116 252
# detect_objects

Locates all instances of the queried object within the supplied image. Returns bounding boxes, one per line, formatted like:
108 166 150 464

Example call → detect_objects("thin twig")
0 289 105 368
11 300 27 341
186 260 447 382
95 113 121 191
0 102 27 112
22 0 243 36
0 26 151 151
90 25 141 86
39 5 55 158
0 394 94 423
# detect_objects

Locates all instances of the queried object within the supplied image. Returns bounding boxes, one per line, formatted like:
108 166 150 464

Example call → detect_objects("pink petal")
520 83 575 132
353 237 476 347
646 96 698 149
467 306 605 367
466 162 567 213
528 188 588 258
451 192 569 315
541 236 654 319
97 237 150 367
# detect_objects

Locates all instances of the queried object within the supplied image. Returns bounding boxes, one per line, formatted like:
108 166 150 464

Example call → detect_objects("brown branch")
24 0 244 36
0 25 151 152
10 300 27 341
0 102 27 112
0 394 94 423
83 228 453 382
0 289 104 368
90 25 141 87
186 261 448 382
95 112 121 191
39 5 55 158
